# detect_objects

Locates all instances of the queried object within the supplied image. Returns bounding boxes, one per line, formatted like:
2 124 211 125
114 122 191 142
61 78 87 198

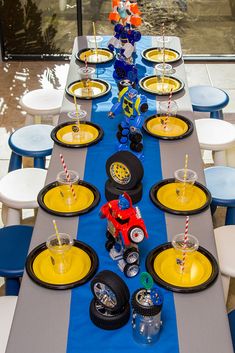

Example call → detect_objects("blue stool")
228 310 235 352
8 124 54 172
0 225 33 295
205 166 235 225
189 85 229 119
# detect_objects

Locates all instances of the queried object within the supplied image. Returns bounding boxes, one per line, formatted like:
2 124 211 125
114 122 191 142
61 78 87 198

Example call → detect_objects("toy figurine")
100 192 148 277
108 86 148 155
109 0 142 28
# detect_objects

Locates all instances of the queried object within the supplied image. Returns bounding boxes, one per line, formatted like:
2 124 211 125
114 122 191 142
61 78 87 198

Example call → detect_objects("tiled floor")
0 59 235 309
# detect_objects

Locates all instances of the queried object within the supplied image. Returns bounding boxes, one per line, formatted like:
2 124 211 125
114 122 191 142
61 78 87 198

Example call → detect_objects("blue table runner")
67 36 179 353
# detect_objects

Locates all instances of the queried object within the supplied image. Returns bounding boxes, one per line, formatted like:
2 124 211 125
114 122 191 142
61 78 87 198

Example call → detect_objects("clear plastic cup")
78 66 95 95
158 100 178 131
156 36 172 46
155 63 174 76
57 170 79 206
87 35 103 50
46 233 74 274
172 233 199 274
174 168 198 203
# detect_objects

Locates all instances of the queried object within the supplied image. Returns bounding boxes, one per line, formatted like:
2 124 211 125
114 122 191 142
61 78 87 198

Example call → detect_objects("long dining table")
6 36 234 353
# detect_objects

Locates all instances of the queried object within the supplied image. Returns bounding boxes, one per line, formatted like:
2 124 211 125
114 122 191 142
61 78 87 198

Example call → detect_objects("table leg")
225 207 235 225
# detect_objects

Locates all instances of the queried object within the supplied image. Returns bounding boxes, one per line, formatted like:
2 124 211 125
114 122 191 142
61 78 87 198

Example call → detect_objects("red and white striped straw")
163 88 173 130
59 153 77 200
181 215 189 273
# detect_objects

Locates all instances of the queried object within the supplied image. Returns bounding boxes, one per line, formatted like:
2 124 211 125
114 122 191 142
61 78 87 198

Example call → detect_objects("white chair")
195 119 235 165
0 168 47 226
214 225 235 301
20 89 64 125
0 296 17 353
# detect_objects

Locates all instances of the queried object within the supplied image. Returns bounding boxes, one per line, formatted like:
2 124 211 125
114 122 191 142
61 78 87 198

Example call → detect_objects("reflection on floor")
0 59 235 312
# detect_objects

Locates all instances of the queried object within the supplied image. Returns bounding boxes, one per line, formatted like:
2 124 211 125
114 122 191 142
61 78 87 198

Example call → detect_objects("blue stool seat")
189 85 229 119
0 225 33 295
8 124 54 171
228 310 235 352
205 166 235 225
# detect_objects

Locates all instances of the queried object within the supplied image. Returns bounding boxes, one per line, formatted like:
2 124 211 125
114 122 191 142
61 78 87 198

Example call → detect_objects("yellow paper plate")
76 48 114 64
139 75 184 95
143 114 193 140
150 178 211 215
51 121 104 148
66 79 111 99
26 240 98 289
38 180 100 217
142 47 181 63
146 243 218 293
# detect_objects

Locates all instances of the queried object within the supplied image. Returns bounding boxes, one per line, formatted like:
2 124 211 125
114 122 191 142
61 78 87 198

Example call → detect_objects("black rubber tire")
89 299 130 330
118 79 136 91
116 130 123 142
128 226 145 244
105 239 115 251
123 247 139 264
130 142 143 152
105 179 143 204
91 270 130 311
106 230 114 240
106 151 144 190
131 288 162 316
129 132 142 143
123 263 140 278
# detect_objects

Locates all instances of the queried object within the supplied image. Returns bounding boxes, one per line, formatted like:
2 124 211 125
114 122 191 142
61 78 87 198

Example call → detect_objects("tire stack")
89 270 130 330
105 151 144 203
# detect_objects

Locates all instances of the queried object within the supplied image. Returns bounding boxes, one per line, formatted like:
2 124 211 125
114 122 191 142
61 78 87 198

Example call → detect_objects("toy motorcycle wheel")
129 132 142 143
106 151 144 190
124 263 140 278
123 247 139 264
91 270 130 311
89 299 130 330
128 226 145 243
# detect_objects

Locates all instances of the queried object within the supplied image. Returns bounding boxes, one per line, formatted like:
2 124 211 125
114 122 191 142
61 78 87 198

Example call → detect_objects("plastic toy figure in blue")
108 86 148 157
108 23 141 85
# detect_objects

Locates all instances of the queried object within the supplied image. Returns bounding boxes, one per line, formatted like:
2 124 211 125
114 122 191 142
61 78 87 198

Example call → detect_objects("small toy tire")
123 263 140 278
131 288 162 316
123 247 139 264
105 239 115 252
91 270 130 311
106 151 144 190
130 142 143 153
105 179 143 204
89 299 130 330
128 226 145 244
129 132 142 143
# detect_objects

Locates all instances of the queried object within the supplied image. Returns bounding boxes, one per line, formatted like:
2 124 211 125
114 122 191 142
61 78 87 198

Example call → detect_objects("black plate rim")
38 180 100 217
139 75 184 96
26 240 99 290
51 120 104 148
66 79 111 100
146 242 218 293
75 47 115 64
143 113 194 140
141 47 182 63
149 178 212 215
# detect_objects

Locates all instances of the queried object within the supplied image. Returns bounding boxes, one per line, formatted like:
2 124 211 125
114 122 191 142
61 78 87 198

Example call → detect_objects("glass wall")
1 0 235 59
0 0 78 59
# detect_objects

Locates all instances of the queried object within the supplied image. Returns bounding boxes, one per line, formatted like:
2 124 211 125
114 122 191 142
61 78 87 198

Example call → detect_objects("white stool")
195 119 235 165
0 168 47 226
0 296 17 353
20 89 64 125
214 225 235 301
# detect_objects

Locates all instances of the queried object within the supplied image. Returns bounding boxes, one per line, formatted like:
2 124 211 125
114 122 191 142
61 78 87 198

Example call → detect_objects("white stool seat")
214 225 235 278
20 89 64 116
195 119 235 151
0 168 47 209
0 296 17 353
